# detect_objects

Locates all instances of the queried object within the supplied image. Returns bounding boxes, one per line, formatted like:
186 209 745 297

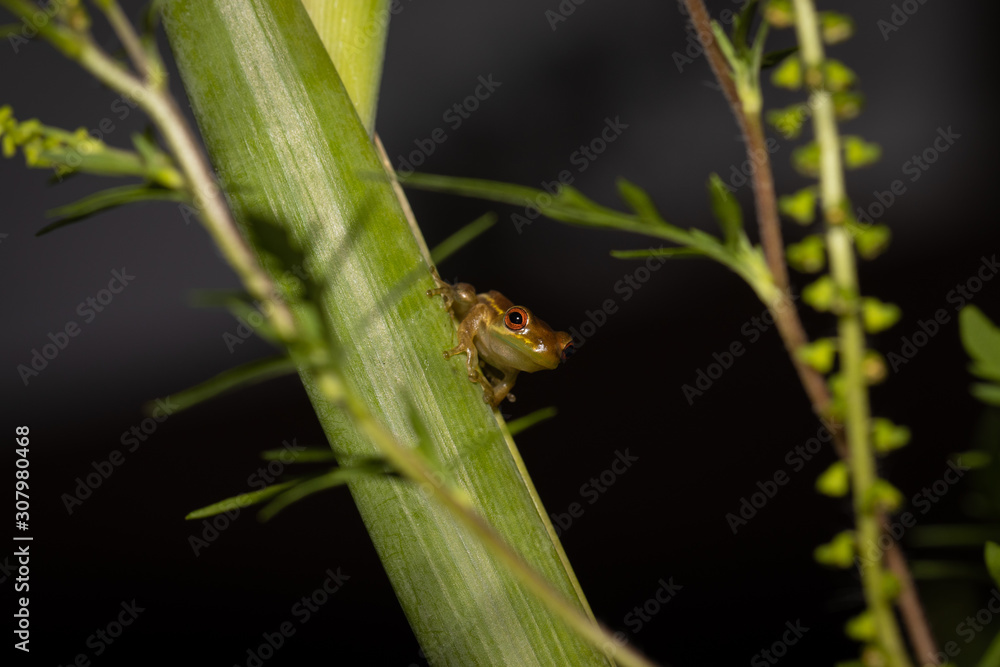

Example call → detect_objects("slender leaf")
39 183 188 235
978 631 1000 667
907 525 1000 548
732 0 759 53
401 171 546 208
186 479 300 519
710 20 737 70
152 355 297 414
260 447 340 463
616 177 666 224
972 383 1000 406
986 541 1000 587
187 290 279 344
761 46 798 70
507 407 558 437
908 560 987 580
612 247 707 259
749 14 769 74
430 211 497 265
259 463 390 521
402 171 688 243
707 173 743 247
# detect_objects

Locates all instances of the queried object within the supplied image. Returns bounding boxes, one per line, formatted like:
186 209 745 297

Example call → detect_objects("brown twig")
682 0 837 454
887 540 938 664
680 0 937 659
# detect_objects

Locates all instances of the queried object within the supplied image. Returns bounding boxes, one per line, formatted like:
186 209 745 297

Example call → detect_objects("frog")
428 269 574 407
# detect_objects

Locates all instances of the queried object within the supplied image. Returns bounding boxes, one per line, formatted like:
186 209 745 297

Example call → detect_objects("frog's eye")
504 307 528 331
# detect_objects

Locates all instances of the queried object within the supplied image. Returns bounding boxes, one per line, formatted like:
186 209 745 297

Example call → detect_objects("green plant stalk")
301 0 388 134
96 0 155 82
160 1 634 664
792 1 911 664
315 366 649 666
0 0 297 341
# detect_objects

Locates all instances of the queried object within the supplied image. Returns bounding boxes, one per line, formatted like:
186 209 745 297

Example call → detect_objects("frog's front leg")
442 303 495 405
488 369 520 406
426 267 457 311
427 267 477 320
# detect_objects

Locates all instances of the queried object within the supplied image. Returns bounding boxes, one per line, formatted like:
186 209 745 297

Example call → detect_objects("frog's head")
488 305 575 373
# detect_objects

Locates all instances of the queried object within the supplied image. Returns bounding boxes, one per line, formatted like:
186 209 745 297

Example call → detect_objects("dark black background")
2 1 997 665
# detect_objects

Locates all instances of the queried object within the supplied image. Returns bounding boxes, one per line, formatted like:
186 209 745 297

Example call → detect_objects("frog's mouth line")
495 333 559 371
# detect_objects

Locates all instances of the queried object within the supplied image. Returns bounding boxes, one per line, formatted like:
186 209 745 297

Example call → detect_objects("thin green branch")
792 1 912 665
95 0 155 82
314 367 652 667
0 0 298 342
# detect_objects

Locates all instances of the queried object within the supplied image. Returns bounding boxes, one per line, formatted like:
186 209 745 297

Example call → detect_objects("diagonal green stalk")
159 1 645 664
791 1 911 664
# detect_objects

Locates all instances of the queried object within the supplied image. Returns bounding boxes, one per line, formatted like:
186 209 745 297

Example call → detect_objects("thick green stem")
792 1 911 664
159 1 638 664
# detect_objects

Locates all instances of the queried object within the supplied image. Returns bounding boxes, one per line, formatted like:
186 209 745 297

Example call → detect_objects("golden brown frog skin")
428 270 574 407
